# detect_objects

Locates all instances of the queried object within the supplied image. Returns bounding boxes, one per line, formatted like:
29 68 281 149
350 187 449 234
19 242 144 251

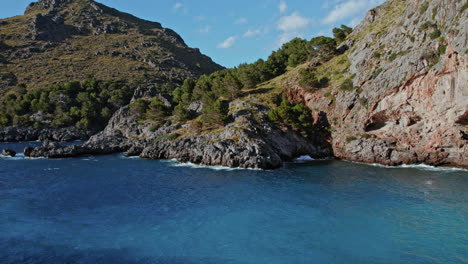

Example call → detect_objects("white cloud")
234 17 248 25
279 1 288 13
218 36 237 49
277 12 311 32
243 29 262 38
198 26 211 34
349 16 362 27
322 0 385 24
277 32 303 46
173 2 183 10
194 15 206 22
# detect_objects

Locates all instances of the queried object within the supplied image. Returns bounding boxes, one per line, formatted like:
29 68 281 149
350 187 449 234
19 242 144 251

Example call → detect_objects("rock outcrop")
24 100 333 169
284 0 468 168
2 149 16 157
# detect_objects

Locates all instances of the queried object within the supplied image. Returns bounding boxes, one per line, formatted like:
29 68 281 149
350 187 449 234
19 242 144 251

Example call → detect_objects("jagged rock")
2 149 16 157
29 11 77 41
131 86 173 108
188 100 203 114
124 145 144 157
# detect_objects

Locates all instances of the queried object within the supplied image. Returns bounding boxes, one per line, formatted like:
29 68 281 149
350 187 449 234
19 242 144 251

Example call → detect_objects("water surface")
0 142 467 263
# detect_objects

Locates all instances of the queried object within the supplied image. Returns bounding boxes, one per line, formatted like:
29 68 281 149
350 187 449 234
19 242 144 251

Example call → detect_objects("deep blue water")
0 142 467 264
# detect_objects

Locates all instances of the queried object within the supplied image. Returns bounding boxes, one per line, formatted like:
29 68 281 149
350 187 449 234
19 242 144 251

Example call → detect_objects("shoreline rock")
2 149 16 157
22 100 333 169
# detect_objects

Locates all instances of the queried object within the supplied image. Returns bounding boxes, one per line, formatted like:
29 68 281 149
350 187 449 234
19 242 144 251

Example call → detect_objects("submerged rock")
2 149 16 157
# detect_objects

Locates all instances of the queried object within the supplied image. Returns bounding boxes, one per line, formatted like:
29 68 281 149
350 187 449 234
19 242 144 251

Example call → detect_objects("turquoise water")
0 142 467 264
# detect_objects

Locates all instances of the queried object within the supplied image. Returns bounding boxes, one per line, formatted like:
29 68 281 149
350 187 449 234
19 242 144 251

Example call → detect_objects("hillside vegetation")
0 0 222 94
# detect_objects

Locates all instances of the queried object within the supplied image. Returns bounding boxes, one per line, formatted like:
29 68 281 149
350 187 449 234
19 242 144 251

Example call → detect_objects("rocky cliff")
285 0 467 168
0 0 222 93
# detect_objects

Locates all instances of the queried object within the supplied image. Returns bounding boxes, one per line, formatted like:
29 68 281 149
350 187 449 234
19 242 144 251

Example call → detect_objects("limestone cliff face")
288 0 467 168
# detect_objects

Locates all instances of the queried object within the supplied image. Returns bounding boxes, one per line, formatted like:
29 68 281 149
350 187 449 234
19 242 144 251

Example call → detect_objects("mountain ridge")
0 0 222 93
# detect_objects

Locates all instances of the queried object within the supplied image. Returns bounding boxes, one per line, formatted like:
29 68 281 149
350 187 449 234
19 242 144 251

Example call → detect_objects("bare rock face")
289 0 468 169
26 0 72 12
2 149 16 157
30 12 72 41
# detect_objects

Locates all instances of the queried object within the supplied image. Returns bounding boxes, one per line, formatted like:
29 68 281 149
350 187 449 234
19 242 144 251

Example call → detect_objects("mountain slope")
279 0 467 167
0 0 222 93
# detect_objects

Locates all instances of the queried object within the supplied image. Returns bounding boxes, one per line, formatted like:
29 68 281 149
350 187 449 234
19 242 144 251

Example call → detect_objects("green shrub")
13 115 33 127
165 133 180 141
129 98 150 119
201 97 229 126
430 28 441 39
346 136 357 143
268 97 314 138
146 97 169 125
359 97 369 108
461 2 468 13
372 68 383 79
173 103 190 122
420 1 429 14
299 69 319 88
420 21 435 31
339 79 355 91
432 7 438 20
438 44 447 55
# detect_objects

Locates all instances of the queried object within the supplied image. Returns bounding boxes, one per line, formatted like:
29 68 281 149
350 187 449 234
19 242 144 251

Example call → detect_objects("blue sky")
1 0 385 67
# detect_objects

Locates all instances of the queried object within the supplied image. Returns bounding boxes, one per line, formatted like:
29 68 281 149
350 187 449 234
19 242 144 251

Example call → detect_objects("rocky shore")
23 100 333 169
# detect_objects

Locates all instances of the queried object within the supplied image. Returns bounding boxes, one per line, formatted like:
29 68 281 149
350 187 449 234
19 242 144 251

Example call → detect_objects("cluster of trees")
129 97 169 127
268 97 315 138
0 25 353 131
170 25 352 127
332 25 353 42
0 79 135 129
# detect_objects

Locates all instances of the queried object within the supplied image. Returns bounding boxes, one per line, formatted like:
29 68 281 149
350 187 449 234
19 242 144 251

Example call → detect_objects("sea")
0 142 467 264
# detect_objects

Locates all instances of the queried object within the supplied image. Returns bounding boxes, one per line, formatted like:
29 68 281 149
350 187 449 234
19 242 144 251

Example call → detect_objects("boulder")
2 149 16 157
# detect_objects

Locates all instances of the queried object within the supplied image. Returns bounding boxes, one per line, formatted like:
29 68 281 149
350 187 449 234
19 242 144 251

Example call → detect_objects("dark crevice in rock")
364 111 388 132
455 111 468 126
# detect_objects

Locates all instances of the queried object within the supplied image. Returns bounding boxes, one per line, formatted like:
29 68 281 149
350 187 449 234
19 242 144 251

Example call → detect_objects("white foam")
44 168 60 171
168 159 261 171
295 155 314 161
354 161 468 172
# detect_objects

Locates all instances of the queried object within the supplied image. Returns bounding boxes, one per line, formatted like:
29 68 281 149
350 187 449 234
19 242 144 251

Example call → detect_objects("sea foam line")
166 159 262 171
350 160 468 172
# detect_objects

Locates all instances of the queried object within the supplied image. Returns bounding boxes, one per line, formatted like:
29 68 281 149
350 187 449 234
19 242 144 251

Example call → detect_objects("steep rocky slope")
285 0 467 168
0 0 222 93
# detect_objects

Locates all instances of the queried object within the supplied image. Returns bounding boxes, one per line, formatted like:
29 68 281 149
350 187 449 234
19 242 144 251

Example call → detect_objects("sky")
0 0 386 67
